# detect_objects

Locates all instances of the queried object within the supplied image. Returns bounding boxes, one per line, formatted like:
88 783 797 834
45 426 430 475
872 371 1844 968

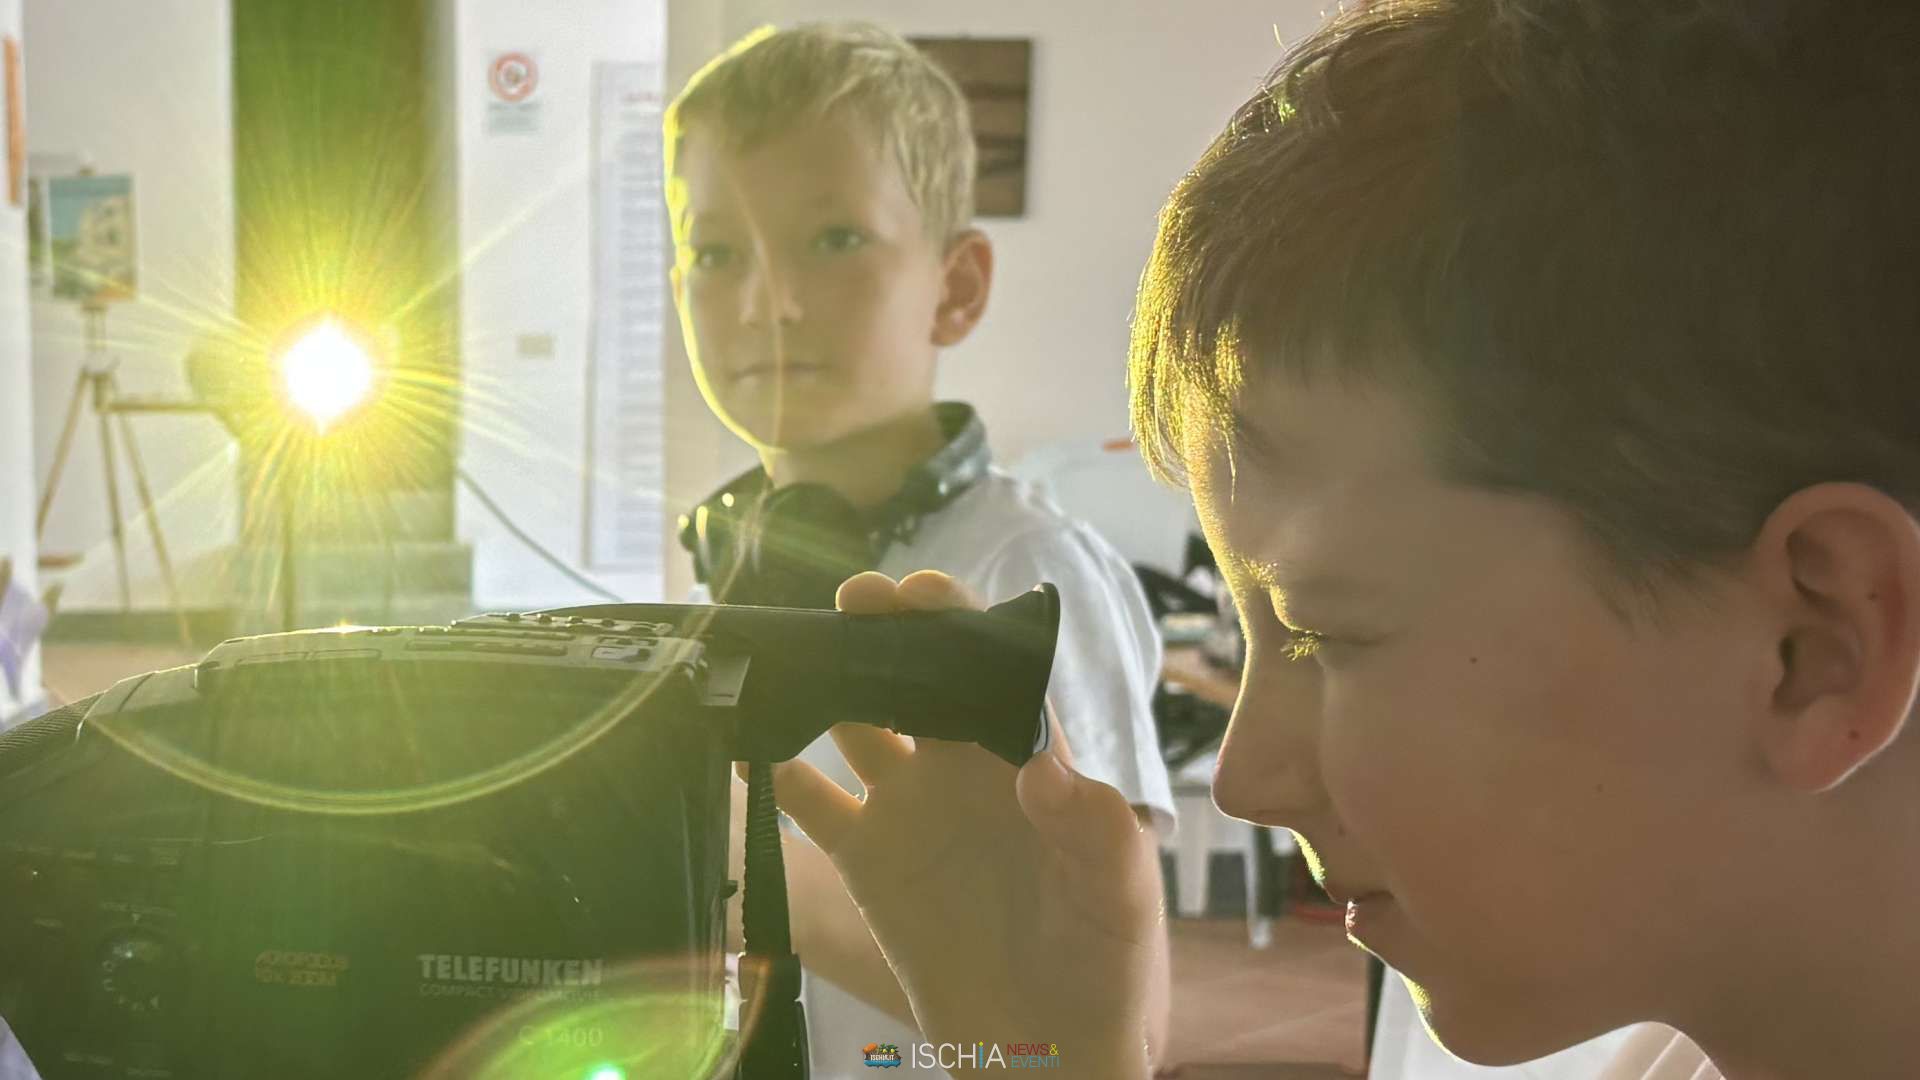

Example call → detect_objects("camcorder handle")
723 585 1059 1080
543 582 1061 768
545 584 1062 1080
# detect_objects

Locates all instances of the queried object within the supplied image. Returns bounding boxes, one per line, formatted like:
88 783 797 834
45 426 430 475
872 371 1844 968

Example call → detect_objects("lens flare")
416 958 735 1080
278 318 376 431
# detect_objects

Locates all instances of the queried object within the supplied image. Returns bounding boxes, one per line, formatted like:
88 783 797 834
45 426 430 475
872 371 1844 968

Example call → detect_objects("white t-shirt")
774 466 1177 1080
0 1017 36 1080
1595 1026 1719 1080
1370 969 1721 1080
870 467 1175 828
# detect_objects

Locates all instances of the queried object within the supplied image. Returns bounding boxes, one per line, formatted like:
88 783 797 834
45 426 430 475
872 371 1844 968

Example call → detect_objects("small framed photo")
48 173 138 304
911 37 1033 218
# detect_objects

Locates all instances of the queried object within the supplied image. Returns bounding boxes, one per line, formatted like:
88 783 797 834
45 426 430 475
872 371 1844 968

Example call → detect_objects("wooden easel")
34 298 206 648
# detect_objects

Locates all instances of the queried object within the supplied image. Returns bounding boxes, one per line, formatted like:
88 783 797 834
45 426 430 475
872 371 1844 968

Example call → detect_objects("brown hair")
1130 0 1920 595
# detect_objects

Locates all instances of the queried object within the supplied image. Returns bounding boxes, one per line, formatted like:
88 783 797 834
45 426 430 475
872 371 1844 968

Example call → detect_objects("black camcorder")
0 588 1059 1080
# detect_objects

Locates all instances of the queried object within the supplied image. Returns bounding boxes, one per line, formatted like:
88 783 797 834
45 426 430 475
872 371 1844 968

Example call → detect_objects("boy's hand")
764 570 1161 1078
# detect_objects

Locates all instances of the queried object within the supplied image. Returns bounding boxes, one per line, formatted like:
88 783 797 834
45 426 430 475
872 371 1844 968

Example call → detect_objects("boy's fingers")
835 571 902 614
894 569 983 612
736 758 862 854
1015 750 1140 866
818 572 915 783
828 722 913 786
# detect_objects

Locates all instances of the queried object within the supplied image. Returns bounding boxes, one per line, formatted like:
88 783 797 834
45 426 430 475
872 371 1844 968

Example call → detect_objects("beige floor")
40 641 204 705
38 642 1371 1077
1162 914 1368 1078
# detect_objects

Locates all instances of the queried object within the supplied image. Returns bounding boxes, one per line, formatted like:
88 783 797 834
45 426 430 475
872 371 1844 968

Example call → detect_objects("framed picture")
49 173 138 304
910 37 1033 218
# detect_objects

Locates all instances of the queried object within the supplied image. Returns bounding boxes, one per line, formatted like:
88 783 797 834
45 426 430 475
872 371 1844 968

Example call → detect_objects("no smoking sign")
486 51 543 134
489 52 539 103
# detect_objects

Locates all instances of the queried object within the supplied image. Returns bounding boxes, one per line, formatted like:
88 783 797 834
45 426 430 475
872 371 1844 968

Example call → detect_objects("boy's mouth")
732 361 826 381
1344 893 1394 940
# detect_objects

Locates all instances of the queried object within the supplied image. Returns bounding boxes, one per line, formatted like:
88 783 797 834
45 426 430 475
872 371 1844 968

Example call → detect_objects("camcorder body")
0 590 1058 1080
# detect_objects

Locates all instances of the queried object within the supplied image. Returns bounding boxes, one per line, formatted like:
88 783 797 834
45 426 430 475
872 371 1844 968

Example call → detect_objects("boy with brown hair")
663 22 1175 1078
770 1 1920 1077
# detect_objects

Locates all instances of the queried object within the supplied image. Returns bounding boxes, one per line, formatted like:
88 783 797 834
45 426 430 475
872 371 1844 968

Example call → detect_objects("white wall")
453 0 742 610
22 0 236 612
1 0 45 715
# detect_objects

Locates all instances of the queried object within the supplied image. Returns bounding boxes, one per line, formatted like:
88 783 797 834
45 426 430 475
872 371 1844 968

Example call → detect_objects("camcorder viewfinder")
0 588 1058 1080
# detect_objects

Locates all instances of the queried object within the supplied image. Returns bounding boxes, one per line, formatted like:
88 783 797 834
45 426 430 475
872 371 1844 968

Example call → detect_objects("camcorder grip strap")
737 761 808 1080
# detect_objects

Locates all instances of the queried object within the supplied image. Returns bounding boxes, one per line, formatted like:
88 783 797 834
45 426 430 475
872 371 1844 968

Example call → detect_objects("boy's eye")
1269 596 1329 662
688 244 733 271
1279 626 1326 663
813 226 867 253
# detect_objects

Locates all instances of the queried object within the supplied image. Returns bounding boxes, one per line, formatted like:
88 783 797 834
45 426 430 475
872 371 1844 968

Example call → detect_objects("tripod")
35 304 208 649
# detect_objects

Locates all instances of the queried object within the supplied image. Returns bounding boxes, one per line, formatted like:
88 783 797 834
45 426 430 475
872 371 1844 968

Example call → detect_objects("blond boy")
665 24 1175 1078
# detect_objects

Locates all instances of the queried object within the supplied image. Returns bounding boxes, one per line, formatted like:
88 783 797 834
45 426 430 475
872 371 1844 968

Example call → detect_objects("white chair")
1165 751 1296 948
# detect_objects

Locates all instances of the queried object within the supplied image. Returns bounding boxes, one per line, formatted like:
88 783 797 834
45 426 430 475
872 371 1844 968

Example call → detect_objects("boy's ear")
931 228 993 348
1752 482 1920 792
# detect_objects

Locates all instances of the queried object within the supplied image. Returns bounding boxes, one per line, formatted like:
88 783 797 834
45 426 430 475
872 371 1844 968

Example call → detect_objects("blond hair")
665 22 976 244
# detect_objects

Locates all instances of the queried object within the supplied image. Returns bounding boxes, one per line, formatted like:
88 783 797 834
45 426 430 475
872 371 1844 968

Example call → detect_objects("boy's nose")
1210 656 1330 829
739 262 802 326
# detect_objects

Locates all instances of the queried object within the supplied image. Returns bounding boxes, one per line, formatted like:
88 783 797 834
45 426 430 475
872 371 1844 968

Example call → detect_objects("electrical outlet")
516 333 555 359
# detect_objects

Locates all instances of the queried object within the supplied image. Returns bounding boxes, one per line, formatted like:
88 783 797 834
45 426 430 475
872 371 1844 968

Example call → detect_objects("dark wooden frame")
910 37 1033 217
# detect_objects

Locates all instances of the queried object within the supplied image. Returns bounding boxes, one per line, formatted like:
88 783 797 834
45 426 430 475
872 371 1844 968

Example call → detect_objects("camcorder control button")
591 644 650 662
446 627 572 642
469 641 568 657
404 641 459 653
313 649 379 663
97 932 172 1020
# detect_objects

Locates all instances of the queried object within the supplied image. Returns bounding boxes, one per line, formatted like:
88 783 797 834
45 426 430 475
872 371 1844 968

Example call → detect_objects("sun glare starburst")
277 318 376 431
